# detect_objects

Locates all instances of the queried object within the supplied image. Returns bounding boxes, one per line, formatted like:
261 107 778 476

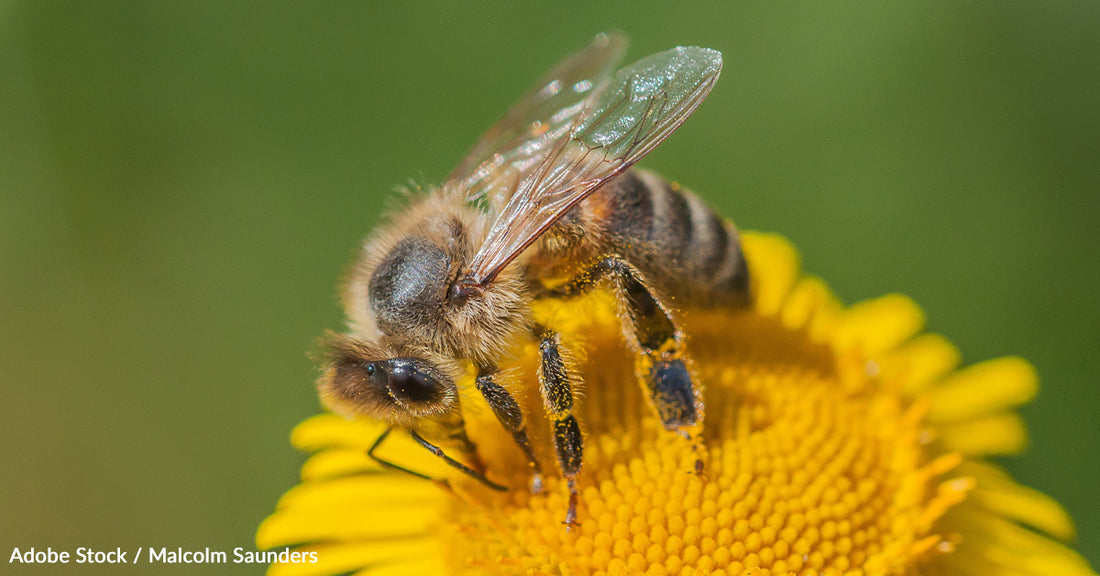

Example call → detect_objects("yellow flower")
258 232 1095 576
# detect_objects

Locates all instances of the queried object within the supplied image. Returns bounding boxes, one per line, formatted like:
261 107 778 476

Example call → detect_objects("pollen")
258 232 1095 576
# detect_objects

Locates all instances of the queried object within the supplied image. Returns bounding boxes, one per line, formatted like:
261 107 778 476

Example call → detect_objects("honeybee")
318 32 750 526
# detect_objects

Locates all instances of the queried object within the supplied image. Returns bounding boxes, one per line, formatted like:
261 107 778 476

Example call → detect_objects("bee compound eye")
383 358 446 408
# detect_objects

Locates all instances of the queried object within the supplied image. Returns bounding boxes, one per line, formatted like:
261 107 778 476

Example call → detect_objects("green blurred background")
2 1 1097 573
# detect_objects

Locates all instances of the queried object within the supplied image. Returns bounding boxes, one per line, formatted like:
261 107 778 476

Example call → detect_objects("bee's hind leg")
556 256 706 472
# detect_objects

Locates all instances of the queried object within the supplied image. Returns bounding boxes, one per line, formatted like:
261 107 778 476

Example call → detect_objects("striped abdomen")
556 169 750 309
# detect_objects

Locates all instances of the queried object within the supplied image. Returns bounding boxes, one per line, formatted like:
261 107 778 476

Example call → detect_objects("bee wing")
447 32 629 210
464 45 723 284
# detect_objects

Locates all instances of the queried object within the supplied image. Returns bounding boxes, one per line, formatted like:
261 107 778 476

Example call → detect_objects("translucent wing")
447 32 629 210
461 45 723 285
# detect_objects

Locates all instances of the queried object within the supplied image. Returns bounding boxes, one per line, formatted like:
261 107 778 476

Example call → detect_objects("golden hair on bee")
341 189 532 366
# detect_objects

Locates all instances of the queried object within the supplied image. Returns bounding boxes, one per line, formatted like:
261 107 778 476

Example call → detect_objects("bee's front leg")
367 426 508 492
536 331 583 528
474 367 545 493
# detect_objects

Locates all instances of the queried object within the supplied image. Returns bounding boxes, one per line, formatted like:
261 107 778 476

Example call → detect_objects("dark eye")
363 357 453 414
386 359 441 405
322 339 457 422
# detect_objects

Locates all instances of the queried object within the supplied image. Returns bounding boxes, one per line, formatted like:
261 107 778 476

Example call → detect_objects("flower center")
441 295 938 575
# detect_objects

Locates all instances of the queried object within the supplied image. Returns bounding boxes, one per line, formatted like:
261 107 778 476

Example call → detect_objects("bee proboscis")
319 32 750 526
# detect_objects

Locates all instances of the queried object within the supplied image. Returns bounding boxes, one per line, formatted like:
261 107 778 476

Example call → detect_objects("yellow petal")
879 333 961 395
780 276 836 332
936 412 1028 456
741 232 800 317
940 507 1094 576
926 357 1038 423
350 556 448 576
275 475 443 512
834 294 925 356
293 417 454 475
258 500 439 548
291 414 386 451
265 541 441 576
301 449 381 481
959 461 1077 541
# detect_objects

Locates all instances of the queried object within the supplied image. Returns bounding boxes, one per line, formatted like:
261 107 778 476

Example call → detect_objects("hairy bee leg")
475 370 545 493
557 256 705 463
367 426 508 492
538 332 583 528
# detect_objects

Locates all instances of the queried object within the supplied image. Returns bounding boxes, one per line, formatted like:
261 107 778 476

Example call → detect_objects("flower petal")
834 294 925 356
780 276 837 335
960 461 1077 541
936 412 1028 456
938 506 1093 576
276 475 444 512
301 449 381 481
265 541 442 576
291 414 386 451
879 333 961 395
742 232 800 317
258 498 439 548
926 357 1038 423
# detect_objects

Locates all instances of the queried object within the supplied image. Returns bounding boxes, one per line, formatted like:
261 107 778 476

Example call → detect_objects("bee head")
317 333 461 426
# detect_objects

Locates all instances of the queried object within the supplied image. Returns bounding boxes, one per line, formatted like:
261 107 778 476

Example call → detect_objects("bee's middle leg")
557 256 704 466
537 331 583 528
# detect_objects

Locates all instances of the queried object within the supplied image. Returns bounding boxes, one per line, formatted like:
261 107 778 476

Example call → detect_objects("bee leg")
475 369 545 493
558 256 705 468
407 430 509 491
444 422 488 475
367 426 508 492
538 331 583 528
368 427 436 482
